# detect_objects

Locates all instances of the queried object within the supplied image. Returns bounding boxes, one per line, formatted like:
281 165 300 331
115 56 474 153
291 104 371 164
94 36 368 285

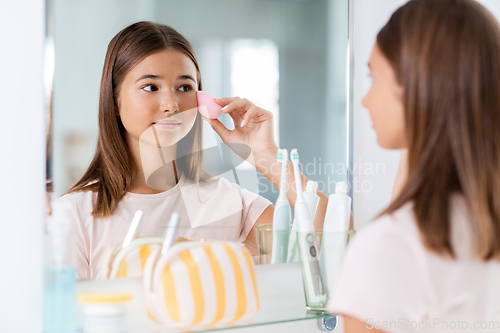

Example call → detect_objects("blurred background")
47 0 350 202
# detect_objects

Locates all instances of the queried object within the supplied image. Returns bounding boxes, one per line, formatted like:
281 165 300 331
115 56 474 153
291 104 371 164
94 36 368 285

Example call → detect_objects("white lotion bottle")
323 182 351 233
320 181 351 298
303 181 320 219
288 181 319 262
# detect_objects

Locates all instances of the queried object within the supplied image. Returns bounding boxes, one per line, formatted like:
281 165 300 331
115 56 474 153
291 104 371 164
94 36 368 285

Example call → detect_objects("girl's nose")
362 93 369 109
160 91 179 114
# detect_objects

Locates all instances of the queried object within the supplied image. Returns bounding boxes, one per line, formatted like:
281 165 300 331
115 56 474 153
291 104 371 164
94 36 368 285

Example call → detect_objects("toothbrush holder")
294 229 355 309
255 223 292 265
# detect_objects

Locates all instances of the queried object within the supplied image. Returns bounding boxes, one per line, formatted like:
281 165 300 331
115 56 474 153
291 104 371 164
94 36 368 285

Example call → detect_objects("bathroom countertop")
77 262 336 332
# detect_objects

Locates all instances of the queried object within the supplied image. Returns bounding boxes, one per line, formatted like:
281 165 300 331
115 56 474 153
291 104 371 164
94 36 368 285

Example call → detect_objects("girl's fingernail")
241 120 246 127
221 105 228 110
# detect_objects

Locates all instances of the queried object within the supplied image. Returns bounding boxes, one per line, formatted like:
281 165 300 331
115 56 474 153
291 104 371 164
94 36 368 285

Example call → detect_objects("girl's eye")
142 84 159 92
179 85 193 92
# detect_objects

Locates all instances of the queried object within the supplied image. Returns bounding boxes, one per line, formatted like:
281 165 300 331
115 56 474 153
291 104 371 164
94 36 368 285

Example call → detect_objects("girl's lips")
154 119 181 130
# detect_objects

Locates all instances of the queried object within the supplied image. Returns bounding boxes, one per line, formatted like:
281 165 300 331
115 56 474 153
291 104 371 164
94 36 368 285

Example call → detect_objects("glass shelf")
77 263 336 333
123 307 332 333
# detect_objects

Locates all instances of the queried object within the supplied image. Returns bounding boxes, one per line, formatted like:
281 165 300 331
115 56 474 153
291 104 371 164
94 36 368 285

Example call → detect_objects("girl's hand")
205 97 278 159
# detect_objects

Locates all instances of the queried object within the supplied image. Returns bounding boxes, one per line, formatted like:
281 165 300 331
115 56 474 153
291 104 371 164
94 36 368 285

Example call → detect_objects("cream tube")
320 181 351 298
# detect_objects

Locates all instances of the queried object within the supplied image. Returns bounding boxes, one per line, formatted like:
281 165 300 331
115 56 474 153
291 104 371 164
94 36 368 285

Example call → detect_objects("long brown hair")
68 21 208 217
380 0 500 260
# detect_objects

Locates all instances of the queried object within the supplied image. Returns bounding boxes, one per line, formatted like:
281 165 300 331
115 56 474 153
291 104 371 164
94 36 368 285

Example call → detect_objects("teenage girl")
328 1 500 332
60 21 328 279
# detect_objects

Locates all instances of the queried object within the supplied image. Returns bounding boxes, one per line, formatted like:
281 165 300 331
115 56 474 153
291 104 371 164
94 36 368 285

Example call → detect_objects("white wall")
352 0 408 228
0 0 45 332
477 1 500 22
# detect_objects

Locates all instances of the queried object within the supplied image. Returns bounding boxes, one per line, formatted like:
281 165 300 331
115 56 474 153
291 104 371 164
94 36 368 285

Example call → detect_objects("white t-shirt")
58 174 272 280
328 195 500 333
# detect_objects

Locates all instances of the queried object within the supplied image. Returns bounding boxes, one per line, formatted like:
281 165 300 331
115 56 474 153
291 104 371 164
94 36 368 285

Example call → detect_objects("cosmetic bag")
143 240 260 328
102 237 164 279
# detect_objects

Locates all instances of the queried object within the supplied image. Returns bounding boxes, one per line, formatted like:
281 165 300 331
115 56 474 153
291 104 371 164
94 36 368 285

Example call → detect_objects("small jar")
77 292 132 333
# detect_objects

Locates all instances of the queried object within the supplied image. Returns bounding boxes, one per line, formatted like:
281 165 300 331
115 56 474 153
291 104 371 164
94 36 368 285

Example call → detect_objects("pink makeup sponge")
197 91 223 119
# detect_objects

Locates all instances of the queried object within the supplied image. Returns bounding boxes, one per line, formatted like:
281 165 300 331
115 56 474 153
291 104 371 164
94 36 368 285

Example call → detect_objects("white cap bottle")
323 182 351 232
320 181 352 298
303 180 320 220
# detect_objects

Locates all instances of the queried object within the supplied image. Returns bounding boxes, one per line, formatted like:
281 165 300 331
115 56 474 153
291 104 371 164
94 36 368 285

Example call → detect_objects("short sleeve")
237 188 272 242
327 217 433 332
57 194 91 280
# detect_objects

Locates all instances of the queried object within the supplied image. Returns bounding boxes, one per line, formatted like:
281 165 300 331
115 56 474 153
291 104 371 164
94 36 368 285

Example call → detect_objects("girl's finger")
240 105 260 127
227 110 244 124
206 118 231 142
218 98 255 114
214 97 241 107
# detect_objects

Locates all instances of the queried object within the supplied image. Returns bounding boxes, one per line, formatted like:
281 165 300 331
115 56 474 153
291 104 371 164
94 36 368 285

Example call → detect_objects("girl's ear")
114 103 120 116
113 94 120 116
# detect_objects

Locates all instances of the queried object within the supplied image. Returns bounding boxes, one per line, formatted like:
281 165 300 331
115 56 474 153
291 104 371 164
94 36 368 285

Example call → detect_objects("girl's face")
362 43 406 149
117 49 199 149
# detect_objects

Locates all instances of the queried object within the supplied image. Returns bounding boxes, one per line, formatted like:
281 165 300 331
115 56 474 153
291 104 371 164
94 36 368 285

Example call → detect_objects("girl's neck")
128 137 179 194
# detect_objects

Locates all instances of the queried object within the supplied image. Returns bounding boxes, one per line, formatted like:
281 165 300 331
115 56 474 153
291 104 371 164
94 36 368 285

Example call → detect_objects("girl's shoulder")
369 201 418 236
187 175 267 204
351 201 424 262
361 195 475 259
355 195 474 260
60 188 96 202
57 189 96 219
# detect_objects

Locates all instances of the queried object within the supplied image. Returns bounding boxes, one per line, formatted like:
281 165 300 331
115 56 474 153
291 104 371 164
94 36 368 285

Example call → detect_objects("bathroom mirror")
47 0 351 200
46 0 352 329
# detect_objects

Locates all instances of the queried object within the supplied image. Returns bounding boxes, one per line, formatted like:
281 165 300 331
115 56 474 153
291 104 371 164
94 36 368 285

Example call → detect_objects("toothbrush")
161 213 180 255
290 149 314 233
288 180 319 262
290 149 327 308
271 149 292 264
122 210 144 249
288 155 310 262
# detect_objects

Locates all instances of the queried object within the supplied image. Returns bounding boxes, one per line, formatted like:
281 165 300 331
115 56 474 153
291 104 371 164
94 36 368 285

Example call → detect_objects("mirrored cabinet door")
45 0 352 331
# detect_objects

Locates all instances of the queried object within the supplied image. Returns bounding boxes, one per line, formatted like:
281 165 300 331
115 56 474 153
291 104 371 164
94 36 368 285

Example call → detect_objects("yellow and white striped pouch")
102 237 163 279
143 241 260 328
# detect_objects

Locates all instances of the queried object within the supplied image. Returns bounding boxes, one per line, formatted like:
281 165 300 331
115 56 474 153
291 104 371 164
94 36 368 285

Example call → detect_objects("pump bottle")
44 200 76 333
